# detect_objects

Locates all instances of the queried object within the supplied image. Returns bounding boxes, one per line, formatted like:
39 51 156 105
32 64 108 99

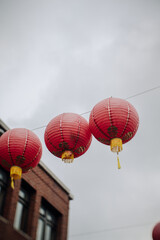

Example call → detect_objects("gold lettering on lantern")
98 138 110 145
59 142 69 150
122 132 133 142
15 155 25 165
75 146 85 154
52 150 63 157
1 159 11 168
107 126 117 138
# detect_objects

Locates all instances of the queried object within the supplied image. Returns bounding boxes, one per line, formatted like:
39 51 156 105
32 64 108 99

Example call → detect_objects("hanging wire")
69 221 154 238
31 84 160 131
68 86 160 238
31 125 47 131
125 85 160 100
80 110 92 116
30 86 160 235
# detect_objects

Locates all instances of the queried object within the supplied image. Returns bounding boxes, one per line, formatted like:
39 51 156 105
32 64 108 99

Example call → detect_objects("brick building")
0 119 73 240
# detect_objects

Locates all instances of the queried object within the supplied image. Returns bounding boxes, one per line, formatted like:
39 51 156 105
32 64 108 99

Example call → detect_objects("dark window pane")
0 186 6 214
14 202 24 230
20 203 28 231
0 170 7 183
14 187 30 232
37 200 58 240
19 189 26 199
39 206 45 216
19 189 29 202
0 167 8 215
36 219 45 240
45 225 52 240
46 210 56 224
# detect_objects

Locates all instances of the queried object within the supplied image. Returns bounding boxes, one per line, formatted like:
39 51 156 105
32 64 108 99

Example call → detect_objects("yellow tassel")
10 166 22 189
117 155 121 169
11 177 15 189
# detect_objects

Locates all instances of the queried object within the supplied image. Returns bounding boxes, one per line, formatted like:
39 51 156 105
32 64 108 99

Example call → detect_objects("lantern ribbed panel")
0 128 42 173
152 223 160 240
89 98 139 145
44 113 92 158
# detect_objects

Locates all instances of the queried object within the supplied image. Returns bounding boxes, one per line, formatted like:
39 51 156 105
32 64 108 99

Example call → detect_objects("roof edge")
0 119 10 131
39 161 74 200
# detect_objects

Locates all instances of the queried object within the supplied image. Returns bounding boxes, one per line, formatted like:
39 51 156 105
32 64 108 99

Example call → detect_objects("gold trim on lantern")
10 166 22 189
110 138 123 153
61 150 74 163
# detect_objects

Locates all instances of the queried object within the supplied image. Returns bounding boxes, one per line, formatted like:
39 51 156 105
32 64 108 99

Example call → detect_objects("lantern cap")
61 150 74 163
10 166 22 189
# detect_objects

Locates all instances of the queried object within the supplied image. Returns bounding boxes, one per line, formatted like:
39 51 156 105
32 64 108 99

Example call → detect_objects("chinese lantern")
152 223 160 240
0 128 42 188
89 97 139 169
44 113 92 163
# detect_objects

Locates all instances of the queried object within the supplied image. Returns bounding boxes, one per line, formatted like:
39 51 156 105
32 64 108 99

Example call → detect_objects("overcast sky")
1 0 160 239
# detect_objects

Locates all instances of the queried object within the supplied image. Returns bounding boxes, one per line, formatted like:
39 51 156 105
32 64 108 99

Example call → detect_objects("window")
14 182 30 232
0 167 8 215
0 128 5 136
36 200 58 240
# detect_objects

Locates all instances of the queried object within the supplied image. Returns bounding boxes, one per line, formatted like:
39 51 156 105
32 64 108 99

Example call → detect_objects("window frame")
0 167 8 216
36 199 59 240
14 180 33 233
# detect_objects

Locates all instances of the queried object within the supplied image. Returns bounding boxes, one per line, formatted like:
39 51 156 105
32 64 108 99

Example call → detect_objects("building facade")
0 119 73 240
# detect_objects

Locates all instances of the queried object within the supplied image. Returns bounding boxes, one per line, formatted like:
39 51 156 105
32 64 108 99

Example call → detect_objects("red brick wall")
0 164 71 240
0 216 31 240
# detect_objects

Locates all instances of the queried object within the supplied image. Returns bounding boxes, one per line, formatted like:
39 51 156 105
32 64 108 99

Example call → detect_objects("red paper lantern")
0 128 42 188
89 97 139 168
152 223 160 240
44 113 92 163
